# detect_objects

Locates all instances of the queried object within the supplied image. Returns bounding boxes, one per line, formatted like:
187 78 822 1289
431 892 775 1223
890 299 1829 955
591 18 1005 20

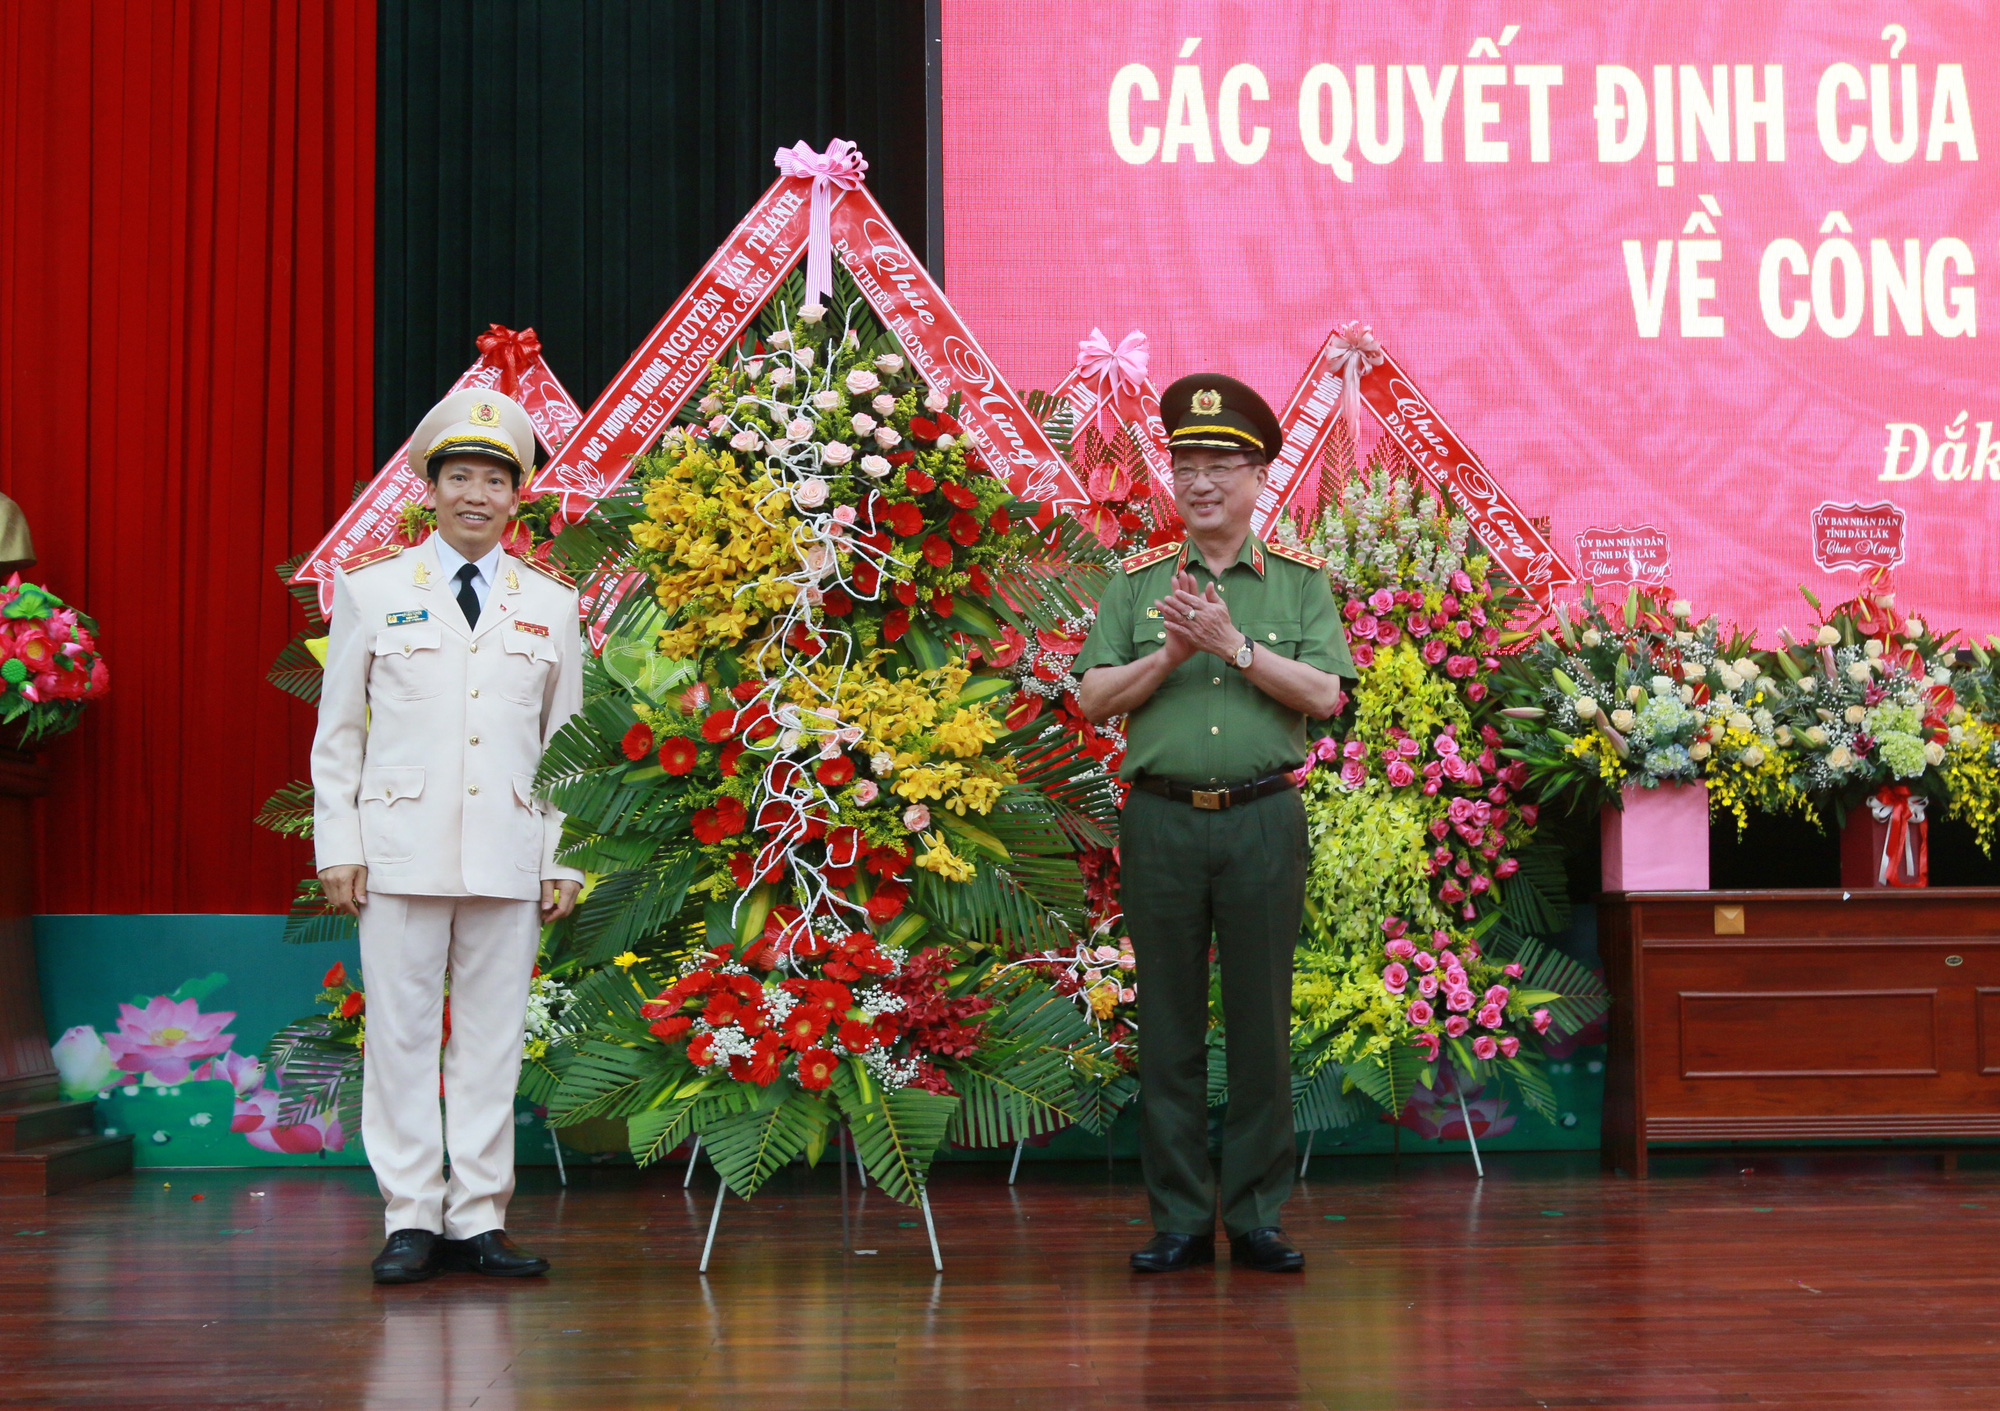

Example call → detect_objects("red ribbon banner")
1253 330 1575 601
527 168 1085 520
290 328 582 617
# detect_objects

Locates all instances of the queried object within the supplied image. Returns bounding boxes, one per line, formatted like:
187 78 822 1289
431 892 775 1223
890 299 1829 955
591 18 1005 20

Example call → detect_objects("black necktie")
455 562 481 629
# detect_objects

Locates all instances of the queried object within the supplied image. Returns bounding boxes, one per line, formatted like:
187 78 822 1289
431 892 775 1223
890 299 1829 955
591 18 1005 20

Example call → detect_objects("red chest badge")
513 620 550 638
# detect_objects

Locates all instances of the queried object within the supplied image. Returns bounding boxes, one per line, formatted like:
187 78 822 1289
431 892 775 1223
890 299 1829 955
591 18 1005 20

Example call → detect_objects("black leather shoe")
1229 1227 1304 1272
442 1230 550 1277
371 1229 445 1284
1129 1232 1216 1272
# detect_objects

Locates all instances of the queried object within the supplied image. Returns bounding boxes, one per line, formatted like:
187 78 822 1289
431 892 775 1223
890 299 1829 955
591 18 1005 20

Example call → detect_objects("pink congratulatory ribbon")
772 139 869 307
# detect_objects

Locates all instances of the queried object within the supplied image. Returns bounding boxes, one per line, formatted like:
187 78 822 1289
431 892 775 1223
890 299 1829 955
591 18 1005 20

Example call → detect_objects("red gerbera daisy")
821 587 853 617
941 482 978 509
930 592 954 618
905 468 936 494
649 1015 693 1042
852 560 880 595
795 1047 840 1091
886 501 925 537
922 535 953 568
948 512 982 547
701 708 739 741
621 722 655 760
658 737 700 775
815 755 855 787
837 1018 879 1053
865 880 908 923
883 608 910 642
323 961 346 988
719 739 745 776
339 991 366 1019
989 507 1010 534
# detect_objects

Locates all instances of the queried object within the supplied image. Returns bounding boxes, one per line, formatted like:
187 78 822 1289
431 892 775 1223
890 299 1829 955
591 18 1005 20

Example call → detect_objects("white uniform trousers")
358 892 539 1239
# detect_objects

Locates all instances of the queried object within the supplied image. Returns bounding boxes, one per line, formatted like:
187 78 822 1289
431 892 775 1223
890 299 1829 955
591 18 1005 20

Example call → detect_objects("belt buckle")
1190 788 1225 810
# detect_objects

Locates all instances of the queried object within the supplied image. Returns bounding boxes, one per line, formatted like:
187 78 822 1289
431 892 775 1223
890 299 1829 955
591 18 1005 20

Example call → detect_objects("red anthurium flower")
941 482 979 509
621 721 656 760
658 737 700 775
649 1015 692 1042
795 1047 840 1091
815 755 855 787
886 501 925 537
989 507 1010 534
922 535 953 568
701 709 739 742
948 512 982 546
339 991 366 1019
930 593 955 618
905 468 936 494
323 961 346 988
719 740 745 776
1005 693 1045 730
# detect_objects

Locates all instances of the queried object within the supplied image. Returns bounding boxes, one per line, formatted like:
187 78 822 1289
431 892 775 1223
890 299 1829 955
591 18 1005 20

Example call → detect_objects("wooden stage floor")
5 1151 2000 1410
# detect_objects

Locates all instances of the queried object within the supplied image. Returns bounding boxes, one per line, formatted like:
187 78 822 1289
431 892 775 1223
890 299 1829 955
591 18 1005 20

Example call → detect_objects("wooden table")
1601 888 2000 1177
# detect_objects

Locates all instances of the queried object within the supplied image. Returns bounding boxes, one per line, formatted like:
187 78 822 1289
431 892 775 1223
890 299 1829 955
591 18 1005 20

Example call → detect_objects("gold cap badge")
1190 388 1223 415
469 400 501 426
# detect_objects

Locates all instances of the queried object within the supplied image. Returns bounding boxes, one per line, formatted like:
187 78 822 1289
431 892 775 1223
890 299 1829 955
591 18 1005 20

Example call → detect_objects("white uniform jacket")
311 535 587 900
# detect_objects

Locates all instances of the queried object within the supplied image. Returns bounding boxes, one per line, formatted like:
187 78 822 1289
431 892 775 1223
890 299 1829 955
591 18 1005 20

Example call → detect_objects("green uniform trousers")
1119 782 1307 1236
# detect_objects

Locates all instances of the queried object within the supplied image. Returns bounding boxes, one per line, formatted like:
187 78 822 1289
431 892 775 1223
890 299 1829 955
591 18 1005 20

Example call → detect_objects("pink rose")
1469 875 1491 895
1368 588 1395 614
1417 973 1439 998
1421 637 1449 666
1503 963 1524 979
1406 999 1434 1026
1375 619 1402 646
1421 780 1441 795
1447 795 1475 823
1518 804 1540 827
1532 1008 1553 1034
1434 732 1459 757
1351 643 1376 669
1342 738 1368 761
1406 614 1430 636
1445 1015 1470 1038
1495 857 1520 879
1456 619 1474 640
1339 761 1367 789
1382 916 1407 938
1485 984 1511 1005
1465 682 1489 702
1472 1035 1499 1061
1385 938 1416 961
1395 735 1420 758
854 780 880 804
1385 759 1415 787
1478 1003 1505 1029
1383 963 1410 995
1412 951 1436 973
1447 987 1475 1013
1450 569 1473 592
1499 1036 1521 1058
1446 654 1477 679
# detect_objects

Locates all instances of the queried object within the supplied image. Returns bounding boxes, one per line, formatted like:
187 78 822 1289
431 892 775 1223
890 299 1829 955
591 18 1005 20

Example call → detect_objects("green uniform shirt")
1076 535 1356 786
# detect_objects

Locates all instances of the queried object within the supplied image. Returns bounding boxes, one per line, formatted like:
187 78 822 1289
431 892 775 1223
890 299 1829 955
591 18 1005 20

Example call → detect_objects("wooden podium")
1601 888 2000 1177
0 748 131 1192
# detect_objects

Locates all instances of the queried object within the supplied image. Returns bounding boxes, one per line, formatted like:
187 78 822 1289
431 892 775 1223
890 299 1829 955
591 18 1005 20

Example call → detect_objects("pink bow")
772 139 870 307
1330 320 1385 454
1074 327 1151 442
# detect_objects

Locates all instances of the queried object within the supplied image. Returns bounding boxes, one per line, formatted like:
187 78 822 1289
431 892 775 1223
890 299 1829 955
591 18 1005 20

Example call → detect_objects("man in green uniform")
1076 374 1354 1274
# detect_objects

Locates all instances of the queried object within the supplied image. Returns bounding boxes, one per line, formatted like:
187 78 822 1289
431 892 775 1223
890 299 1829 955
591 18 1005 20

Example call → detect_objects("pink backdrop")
941 0 2000 639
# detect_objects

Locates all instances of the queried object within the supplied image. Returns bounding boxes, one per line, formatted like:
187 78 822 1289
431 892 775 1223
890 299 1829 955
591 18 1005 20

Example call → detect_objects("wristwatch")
1231 635 1254 670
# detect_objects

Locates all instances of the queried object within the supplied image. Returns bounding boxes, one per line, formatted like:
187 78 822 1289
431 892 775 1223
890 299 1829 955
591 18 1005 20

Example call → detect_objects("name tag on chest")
385 609 429 626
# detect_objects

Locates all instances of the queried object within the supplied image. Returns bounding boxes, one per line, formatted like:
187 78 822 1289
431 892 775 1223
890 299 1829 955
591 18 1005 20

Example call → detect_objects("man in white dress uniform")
312 387 584 1283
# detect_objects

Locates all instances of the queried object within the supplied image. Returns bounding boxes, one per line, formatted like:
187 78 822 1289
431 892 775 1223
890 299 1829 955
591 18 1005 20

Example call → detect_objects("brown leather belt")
1132 772 1297 811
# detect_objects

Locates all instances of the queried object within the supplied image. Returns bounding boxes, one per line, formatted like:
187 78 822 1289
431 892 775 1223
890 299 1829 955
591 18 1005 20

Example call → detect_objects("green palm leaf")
833 1060 959 1205
266 631 326 706
282 877 356 945
262 1015 363 1129
699 1085 834 1198
255 781 316 839
1292 1061 1367 1134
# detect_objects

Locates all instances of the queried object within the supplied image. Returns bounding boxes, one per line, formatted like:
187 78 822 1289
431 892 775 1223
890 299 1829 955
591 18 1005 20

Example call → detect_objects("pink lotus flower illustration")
194 1050 267 1099
1400 1079 1516 1142
103 996 236 1085
242 1104 345 1155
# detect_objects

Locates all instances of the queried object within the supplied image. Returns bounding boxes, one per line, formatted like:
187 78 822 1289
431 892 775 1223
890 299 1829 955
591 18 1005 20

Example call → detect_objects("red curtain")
0 1 376 912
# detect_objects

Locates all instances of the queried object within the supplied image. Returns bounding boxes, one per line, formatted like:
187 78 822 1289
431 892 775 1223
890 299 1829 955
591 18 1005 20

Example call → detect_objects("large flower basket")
1601 782 1709 892
1839 786 1929 888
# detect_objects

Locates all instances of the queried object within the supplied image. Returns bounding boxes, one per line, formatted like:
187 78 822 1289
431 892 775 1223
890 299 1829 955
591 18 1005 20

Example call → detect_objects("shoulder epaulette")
523 556 577 590
1122 541 1182 574
1268 542 1327 571
336 542 405 573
